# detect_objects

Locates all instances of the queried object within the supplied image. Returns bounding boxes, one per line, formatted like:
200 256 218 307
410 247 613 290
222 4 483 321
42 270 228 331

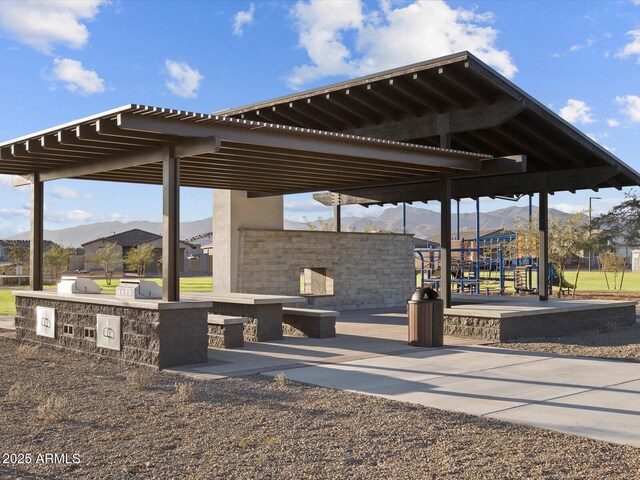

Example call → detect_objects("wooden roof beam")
371 82 425 117
438 65 495 105
250 155 525 198
28 136 218 183
365 84 416 117
75 124 160 148
117 113 484 171
319 94 366 126
316 166 620 204
287 101 344 130
272 105 329 130
389 77 446 113
345 87 402 121
303 98 362 129
326 92 383 124
412 72 463 108
343 99 526 141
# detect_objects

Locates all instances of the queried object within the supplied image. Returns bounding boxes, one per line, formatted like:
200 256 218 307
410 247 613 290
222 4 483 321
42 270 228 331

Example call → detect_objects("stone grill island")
14 291 211 368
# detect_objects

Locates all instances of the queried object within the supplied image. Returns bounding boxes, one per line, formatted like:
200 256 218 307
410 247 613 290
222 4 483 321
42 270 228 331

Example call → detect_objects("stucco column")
213 190 283 294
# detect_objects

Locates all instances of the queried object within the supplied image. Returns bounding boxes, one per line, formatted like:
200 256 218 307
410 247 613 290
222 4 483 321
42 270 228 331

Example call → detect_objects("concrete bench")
207 314 249 349
282 307 338 338
199 293 305 342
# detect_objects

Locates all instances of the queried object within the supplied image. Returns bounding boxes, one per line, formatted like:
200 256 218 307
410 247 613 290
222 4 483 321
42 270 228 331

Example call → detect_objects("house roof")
82 229 198 248
0 239 56 249
83 229 160 247
219 51 640 204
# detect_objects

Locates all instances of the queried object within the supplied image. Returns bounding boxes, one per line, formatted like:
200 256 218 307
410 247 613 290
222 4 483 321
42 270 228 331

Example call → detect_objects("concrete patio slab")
168 308 487 378
263 345 640 447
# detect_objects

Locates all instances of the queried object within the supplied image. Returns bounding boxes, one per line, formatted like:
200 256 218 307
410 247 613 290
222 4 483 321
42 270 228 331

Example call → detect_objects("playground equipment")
414 230 567 296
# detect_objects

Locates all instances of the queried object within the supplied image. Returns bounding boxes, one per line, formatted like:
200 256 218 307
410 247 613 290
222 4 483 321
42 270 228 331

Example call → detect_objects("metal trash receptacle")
408 288 444 347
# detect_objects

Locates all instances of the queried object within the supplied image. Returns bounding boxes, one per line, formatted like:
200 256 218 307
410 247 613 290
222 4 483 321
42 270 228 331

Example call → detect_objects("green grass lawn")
417 270 640 293
0 276 213 317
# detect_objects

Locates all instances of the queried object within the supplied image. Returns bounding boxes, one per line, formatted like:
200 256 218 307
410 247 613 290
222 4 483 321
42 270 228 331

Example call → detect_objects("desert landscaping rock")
1 337 639 479
494 323 640 363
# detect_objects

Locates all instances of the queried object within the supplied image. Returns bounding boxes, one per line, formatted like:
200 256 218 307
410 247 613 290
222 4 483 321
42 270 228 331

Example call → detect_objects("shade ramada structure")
1 51 638 307
0 102 522 305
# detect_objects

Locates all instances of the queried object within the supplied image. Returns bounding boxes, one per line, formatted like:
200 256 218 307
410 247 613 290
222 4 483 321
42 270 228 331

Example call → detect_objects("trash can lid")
410 287 439 301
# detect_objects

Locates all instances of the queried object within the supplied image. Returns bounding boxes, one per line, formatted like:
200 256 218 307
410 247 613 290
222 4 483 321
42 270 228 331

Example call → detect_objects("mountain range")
8 205 568 247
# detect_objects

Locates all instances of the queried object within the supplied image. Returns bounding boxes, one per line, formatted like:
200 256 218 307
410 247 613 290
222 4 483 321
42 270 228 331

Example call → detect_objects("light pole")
588 196 601 272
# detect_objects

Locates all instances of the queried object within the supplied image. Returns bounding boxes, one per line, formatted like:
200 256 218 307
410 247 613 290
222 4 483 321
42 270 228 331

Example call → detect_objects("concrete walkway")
263 346 640 448
171 309 484 379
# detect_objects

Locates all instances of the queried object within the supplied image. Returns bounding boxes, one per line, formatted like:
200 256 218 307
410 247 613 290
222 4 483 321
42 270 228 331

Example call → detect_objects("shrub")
7 382 31 402
172 382 195 402
273 372 287 389
126 369 155 390
37 395 70 423
16 343 40 360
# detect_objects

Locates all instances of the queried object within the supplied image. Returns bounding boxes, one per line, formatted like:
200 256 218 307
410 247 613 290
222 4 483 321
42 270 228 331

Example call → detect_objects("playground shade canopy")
219 51 640 204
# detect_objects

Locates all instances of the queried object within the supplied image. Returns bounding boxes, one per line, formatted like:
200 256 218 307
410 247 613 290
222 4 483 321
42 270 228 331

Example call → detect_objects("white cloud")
568 36 596 53
0 175 14 188
553 36 597 57
287 0 517 89
549 203 588 215
233 3 255 36
0 0 106 54
616 30 640 62
46 209 93 222
606 118 620 127
284 198 325 213
0 207 30 218
52 58 105 95
164 60 204 98
615 95 640 122
0 174 29 193
50 185 84 200
559 99 595 125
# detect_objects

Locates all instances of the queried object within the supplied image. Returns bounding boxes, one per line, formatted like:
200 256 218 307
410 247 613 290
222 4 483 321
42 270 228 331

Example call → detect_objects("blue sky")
0 0 639 238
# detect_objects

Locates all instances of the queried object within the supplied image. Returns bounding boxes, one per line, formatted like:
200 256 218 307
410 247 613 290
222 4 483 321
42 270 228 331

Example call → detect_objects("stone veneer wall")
15 296 208 369
237 229 415 311
444 304 636 342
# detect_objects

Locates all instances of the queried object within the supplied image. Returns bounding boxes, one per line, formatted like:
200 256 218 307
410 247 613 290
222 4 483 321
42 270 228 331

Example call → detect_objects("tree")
7 246 28 286
363 221 393 233
43 245 72 283
124 244 155 279
599 250 627 290
504 216 538 261
302 216 334 231
507 212 589 297
88 243 120 285
548 212 589 297
593 191 640 247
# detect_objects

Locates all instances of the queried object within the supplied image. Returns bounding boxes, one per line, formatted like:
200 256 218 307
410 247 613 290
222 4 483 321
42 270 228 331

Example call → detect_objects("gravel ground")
1 338 640 479
494 323 640 363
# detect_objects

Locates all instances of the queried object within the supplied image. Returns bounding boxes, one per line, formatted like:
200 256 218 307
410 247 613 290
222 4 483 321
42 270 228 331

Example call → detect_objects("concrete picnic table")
186 293 305 342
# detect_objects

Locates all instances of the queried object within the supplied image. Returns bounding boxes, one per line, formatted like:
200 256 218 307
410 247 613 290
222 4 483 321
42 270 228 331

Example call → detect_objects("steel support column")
538 190 549 301
440 177 452 308
29 173 43 291
332 193 341 232
456 200 460 240
163 154 180 301
475 198 481 291
403 202 407 234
